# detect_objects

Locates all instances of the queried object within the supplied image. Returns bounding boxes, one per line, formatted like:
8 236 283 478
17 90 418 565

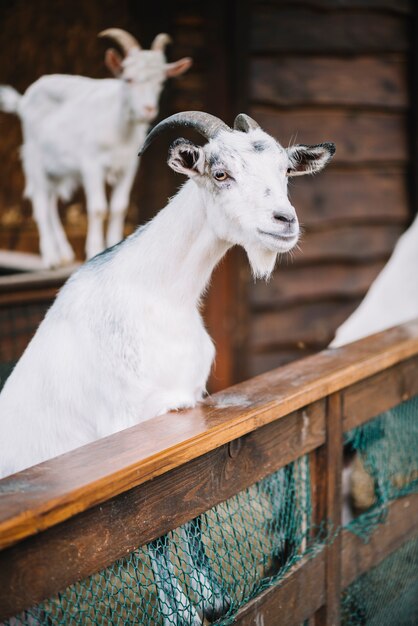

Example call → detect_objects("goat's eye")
214 171 228 181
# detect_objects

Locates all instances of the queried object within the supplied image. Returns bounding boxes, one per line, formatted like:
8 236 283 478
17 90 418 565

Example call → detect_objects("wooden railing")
1 319 418 624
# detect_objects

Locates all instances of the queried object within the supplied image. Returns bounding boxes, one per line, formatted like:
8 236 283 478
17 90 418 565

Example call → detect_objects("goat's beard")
245 244 277 280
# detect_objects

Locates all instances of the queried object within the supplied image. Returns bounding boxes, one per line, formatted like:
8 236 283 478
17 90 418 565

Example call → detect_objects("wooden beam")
342 354 418 431
0 402 325 620
1 319 418 552
313 393 343 625
341 493 418 589
233 552 325 626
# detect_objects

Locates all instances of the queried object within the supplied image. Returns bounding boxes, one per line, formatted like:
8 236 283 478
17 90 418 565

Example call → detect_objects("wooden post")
311 392 343 625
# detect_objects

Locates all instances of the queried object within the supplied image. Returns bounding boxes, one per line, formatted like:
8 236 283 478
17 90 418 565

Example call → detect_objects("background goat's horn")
139 111 231 155
98 28 141 54
151 33 172 52
234 113 260 132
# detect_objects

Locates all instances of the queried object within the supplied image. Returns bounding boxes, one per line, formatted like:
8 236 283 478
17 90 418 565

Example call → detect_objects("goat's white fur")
0 35 191 268
331 214 418 347
0 124 334 479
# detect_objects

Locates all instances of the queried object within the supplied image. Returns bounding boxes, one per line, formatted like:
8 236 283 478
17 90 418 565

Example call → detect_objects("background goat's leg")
83 168 108 259
31 191 61 268
48 193 75 265
182 517 231 621
107 162 137 248
149 539 202 626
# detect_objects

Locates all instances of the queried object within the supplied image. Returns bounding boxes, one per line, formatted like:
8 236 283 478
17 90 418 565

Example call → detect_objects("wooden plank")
313 394 343 625
250 262 386 309
297 224 404 264
251 8 409 54
341 493 418 588
342 354 418 431
251 107 407 164
233 552 325 625
250 300 362 349
0 401 325 619
409 2 418 218
0 266 76 295
251 56 407 108
247 349 317 377
290 169 408 227
1 319 418 552
252 0 412 13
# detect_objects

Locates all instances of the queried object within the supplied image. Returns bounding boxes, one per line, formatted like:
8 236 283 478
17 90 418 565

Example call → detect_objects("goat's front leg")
82 166 108 259
149 538 202 626
107 162 138 248
182 517 231 621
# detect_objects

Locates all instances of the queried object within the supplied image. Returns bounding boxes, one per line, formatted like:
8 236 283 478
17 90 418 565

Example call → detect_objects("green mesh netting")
341 535 418 626
2 377 418 624
5 457 316 625
345 395 418 538
341 395 418 626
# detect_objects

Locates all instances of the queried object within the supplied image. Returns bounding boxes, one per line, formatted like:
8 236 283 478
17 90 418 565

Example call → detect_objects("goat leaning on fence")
0 28 192 268
0 111 335 623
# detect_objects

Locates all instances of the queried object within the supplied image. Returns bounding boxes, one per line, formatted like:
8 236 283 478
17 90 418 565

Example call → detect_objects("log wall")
245 0 414 376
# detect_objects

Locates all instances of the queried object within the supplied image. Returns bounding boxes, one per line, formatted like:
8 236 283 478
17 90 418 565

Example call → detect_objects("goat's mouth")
257 229 299 250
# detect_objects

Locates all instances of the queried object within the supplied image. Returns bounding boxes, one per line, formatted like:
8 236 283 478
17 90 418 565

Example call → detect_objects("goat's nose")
273 212 296 224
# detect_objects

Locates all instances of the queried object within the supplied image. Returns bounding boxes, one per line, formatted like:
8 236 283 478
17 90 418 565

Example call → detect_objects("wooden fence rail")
1 318 418 623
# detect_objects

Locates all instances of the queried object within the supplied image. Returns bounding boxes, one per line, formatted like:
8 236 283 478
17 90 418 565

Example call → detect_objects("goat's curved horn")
151 33 172 52
234 113 260 132
98 28 141 54
139 111 231 155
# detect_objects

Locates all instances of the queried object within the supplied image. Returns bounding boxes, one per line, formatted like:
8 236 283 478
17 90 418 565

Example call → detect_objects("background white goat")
0 28 192 268
0 111 335 623
331 213 418 347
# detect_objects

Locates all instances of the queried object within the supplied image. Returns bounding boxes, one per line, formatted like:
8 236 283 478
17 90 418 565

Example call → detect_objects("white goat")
331 214 418 347
0 29 192 268
0 111 335 624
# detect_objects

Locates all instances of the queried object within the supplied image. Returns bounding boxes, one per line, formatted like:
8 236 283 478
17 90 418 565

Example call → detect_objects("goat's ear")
105 48 124 77
286 142 335 177
165 57 193 78
168 139 205 177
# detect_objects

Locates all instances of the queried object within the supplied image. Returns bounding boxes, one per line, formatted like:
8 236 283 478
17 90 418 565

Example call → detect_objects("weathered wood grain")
341 493 418 588
251 262 386 309
292 169 408 227
342 354 418 431
247 349 317 377
297 224 404 264
312 393 343 625
1 320 418 554
251 56 407 108
233 552 326 625
250 300 362 349
251 107 407 164
0 401 325 620
232 493 418 625
251 8 409 54
252 0 412 13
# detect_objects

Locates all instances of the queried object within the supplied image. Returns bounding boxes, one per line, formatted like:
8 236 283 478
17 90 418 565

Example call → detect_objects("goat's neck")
129 181 231 305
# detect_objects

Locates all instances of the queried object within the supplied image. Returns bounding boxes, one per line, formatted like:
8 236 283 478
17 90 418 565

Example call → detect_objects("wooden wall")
244 0 414 377
0 0 243 391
